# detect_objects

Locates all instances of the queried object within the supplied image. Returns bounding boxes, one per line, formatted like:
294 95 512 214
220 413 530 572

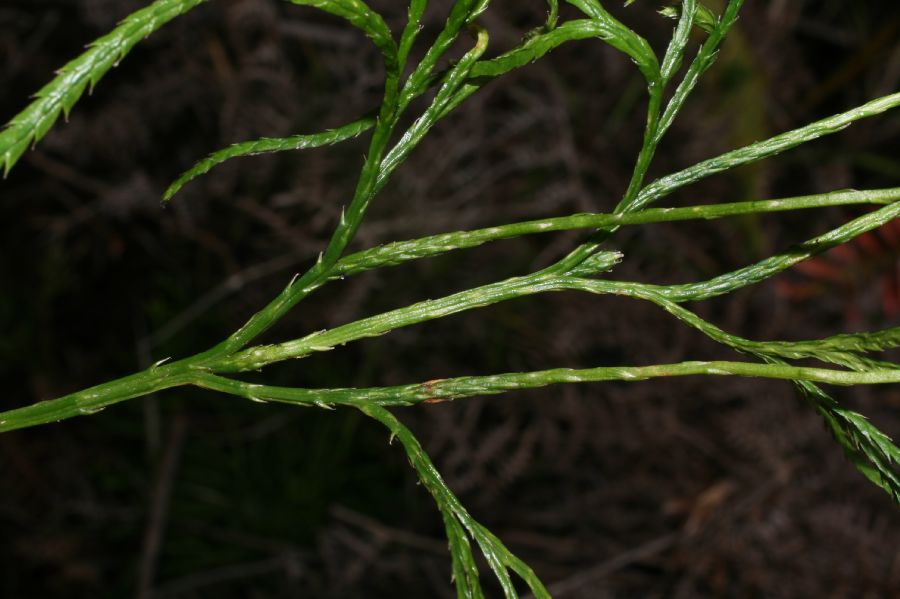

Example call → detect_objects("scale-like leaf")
660 2 718 33
546 0 559 30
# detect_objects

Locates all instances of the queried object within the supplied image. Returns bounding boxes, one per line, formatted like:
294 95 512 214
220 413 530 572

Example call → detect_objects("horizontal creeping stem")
192 362 900 408
6 301 896 434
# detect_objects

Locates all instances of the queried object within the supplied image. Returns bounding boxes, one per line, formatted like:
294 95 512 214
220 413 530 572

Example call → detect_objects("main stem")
0 363 193 433
3 192 897 431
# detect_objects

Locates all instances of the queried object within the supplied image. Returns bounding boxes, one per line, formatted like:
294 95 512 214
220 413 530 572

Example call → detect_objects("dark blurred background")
2 1 900 597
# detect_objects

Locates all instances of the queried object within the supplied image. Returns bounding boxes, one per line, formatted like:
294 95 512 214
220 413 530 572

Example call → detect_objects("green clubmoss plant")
3 0 900 595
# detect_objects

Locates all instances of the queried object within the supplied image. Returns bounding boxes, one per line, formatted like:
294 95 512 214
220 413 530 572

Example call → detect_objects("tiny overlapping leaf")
660 2 719 33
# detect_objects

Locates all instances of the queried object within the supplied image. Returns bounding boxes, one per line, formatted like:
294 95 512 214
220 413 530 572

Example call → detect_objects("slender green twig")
190 363 900 410
332 188 900 277
2 190 896 426
655 0 744 143
551 0 708 275
193 4 491 362
203 195 900 373
566 279 900 373
564 0 659 82
643 199 900 302
163 117 376 201
0 362 190 433
358 403 552 599
0 0 209 176
635 91 900 211
4 2 900 594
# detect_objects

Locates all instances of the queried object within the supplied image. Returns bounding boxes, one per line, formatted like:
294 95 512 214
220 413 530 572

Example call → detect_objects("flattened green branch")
359 404 551 599
636 91 900 210
0 0 208 176
333 188 900 278
163 117 376 200
199 191 900 372
191 363 900 410
286 0 398 74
